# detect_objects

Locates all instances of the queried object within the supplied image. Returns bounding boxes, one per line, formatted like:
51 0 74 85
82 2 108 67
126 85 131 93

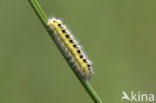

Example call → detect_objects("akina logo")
121 91 154 102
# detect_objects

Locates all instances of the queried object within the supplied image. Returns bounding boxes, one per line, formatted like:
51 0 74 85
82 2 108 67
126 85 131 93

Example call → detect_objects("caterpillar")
47 18 93 80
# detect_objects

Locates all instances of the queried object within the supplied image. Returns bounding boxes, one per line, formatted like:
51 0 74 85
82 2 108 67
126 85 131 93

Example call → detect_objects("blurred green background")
0 0 156 103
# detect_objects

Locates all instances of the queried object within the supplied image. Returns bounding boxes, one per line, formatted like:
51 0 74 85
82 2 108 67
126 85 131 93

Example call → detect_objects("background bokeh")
0 0 156 103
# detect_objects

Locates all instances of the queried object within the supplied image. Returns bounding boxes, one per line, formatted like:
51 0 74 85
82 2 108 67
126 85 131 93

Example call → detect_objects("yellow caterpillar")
48 18 93 79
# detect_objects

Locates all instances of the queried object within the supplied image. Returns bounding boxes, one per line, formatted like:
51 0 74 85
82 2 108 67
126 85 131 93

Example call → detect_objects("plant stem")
28 0 103 103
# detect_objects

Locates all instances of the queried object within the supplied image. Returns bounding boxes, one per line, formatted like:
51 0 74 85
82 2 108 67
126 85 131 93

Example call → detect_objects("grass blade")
28 0 103 102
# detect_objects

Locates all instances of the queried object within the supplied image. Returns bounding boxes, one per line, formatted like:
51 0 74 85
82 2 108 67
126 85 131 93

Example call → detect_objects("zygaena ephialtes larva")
48 18 93 80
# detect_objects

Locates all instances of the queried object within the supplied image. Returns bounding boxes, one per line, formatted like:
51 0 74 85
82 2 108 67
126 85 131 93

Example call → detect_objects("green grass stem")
28 0 103 103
